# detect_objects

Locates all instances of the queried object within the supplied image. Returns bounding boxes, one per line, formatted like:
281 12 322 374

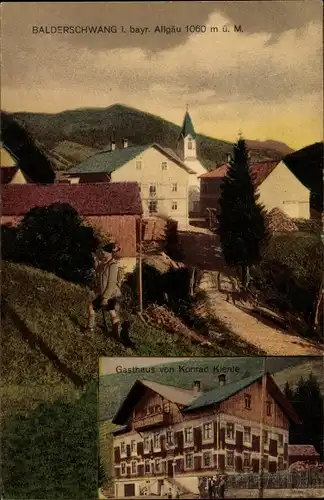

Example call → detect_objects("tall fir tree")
287 374 324 460
217 137 268 285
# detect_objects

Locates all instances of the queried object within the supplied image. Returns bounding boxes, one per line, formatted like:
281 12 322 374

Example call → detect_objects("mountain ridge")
5 104 293 172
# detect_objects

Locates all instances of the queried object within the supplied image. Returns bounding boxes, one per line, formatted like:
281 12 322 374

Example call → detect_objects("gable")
259 160 310 194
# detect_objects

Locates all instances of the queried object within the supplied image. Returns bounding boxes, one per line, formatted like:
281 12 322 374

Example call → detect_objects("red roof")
1 182 143 217
199 160 279 187
288 445 320 457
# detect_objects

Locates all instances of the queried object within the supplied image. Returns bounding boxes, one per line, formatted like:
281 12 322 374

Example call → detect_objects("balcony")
133 412 169 431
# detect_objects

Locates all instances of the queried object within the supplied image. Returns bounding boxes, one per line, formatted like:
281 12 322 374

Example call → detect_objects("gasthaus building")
110 372 300 498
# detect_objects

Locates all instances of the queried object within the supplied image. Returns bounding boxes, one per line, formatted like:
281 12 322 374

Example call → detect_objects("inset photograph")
99 356 324 499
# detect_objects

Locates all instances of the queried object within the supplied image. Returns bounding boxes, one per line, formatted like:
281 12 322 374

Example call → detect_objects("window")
278 434 283 447
131 440 136 453
203 451 212 467
226 423 235 440
227 450 234 467
243 452 250 467
144 460 151 474
121 442 126 454
278 455 284 470
161 162 168 170
185 453 194 469
244 427 251 443
131 461 137 474
266 401 272 416
136 161 142 170
149 184 156 196
148 200 158 214
263 431 269 445
166 430 174 446
203 422 213 441
171 201 178 211
263 454 269 471
184 427 193 443
188 139 193 150
144 436 150 452
171 183 178 192
155 459 161 474
153 432 160 449
121 462 126 475
244 394 252 409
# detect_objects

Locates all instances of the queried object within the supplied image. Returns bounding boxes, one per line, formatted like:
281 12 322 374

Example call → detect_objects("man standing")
88 242 129 342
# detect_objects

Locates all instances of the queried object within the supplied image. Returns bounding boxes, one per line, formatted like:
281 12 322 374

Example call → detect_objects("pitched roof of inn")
1 182 143 216
69 143 196 175
185 372 300 424
184 372 262 412
112 379 197 425
199 160 280 187
288 445 320 457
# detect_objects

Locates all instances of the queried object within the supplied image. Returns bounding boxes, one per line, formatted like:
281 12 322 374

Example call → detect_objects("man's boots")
111 321 121 340
120 321 134 348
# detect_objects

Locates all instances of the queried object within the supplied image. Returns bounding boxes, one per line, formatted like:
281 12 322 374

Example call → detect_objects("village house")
110 372 300 498
65 110 207 228
0 144 31 184
1 182 142 273
288 445 320 467
199 159 310 220
68 142 195 230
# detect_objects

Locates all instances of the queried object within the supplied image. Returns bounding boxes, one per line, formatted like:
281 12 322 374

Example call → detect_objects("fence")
225 470 324 489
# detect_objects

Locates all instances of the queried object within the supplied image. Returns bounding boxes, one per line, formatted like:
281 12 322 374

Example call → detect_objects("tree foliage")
284 374 324 460
1 203 99 285
217 137 268 284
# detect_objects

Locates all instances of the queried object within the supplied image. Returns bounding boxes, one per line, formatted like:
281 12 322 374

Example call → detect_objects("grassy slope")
2 261 253 417
10 104 288 171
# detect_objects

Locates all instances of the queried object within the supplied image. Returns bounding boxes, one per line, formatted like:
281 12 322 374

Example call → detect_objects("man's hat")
102 242 121 253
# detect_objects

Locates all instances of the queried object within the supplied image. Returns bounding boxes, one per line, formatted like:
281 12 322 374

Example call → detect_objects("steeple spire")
179 108 196 139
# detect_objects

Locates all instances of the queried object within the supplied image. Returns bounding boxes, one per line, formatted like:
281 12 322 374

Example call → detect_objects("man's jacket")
94 257 123 300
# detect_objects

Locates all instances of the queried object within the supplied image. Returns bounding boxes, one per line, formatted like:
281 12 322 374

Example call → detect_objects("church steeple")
177 107 197 160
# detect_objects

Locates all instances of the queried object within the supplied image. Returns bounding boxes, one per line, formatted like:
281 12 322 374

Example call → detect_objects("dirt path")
199 272 323 356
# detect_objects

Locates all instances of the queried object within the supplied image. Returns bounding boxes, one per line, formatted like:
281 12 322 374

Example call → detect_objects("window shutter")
126 444 131 458
236 431 243 452
114 446 121 463
137 441 144 456
114 467 121 478
194 427 202 451
235 456 243 472
252 435 260 452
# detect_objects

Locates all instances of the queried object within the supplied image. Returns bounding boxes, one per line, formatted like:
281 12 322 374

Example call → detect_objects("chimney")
218 374 226 387
123 137 128 148
193 380 202 394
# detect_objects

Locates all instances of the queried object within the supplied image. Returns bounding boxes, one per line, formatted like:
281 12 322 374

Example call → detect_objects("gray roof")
184 372 264 412
69 143 196 175
141 379 197 406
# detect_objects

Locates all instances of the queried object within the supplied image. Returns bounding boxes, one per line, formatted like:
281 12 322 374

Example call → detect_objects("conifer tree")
217 137 268 285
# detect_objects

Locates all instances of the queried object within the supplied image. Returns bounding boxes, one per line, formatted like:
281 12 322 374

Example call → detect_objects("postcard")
1 1 323 500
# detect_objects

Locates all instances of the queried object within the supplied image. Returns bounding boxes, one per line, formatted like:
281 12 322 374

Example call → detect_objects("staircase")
167 477 193 497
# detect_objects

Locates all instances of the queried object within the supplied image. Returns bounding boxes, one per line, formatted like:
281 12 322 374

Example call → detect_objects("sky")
2 1 323 149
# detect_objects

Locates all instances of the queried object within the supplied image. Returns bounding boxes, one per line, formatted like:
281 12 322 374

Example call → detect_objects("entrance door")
124 483 135 497
157 479 164 496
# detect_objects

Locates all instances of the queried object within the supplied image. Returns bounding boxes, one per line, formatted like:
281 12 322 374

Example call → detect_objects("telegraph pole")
258 357 267 499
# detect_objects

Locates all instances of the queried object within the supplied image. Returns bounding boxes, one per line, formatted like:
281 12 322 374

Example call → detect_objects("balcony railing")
134 412 169 431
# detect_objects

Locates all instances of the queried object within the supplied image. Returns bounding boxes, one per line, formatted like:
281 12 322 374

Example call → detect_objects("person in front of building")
87 241 131 343
218 476 226 499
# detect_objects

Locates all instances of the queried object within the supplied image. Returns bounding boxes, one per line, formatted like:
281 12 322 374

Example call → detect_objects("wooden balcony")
133 412 169 431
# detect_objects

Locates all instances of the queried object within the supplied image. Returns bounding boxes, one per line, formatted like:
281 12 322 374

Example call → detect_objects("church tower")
177 107 197 161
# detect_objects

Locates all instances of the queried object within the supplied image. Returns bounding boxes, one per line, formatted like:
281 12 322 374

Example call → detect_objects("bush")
1 203 100 286
252 233 323 331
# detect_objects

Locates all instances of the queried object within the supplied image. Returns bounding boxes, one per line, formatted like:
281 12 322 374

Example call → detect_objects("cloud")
1 2 322 149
